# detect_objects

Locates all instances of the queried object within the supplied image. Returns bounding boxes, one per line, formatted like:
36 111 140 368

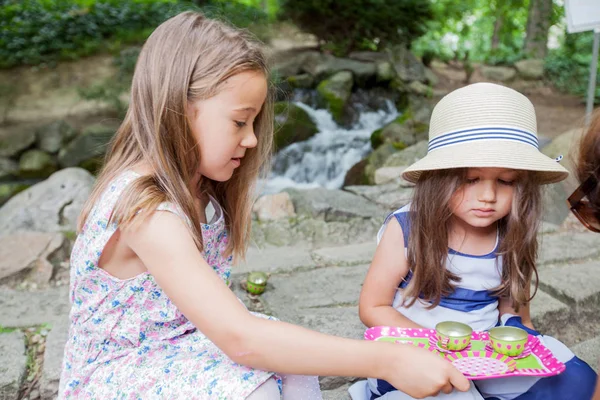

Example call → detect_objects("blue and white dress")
349 205 597 400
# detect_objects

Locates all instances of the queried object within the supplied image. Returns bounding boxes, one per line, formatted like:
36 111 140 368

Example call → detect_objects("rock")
540 128 583 225
424 67 439 86
480 65 516 82
374 166 406 185
322 384 352 399
383 140 428 168
270 49 311 77
253 192 296 221
372 112 428 151
0 156 18 179
312 242 376 267
303 52 376 85
345 182 414 210
529 288 569 332
0 182 29 206
538 231 600 266
36 120 77 154
343 158 369 187
407 94 433 125
274 102 318 149
39 317 69 400
234 245 315 275
0 232 65 283
0 331 26 400
58 122 118 169
263 264 368 310
285 187 386 221
538 261 600 306
0 286 70 328
572 337 600 373
514 59 544 80
18 149 57 179
317 71 354 125
364 143 398 184
0 168 95 235
286 74 314 89
408 81 433 97
348 51 389 62
0 126 35 158
376 61 395 83
388 45 426 82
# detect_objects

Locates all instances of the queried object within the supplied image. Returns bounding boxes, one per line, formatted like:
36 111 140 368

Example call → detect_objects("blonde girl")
58 11 469 399
352 83 597 400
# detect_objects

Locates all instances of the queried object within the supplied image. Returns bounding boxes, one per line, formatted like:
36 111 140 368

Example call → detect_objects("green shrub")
545 31 600 105
0 0 268 69
279 0 433 56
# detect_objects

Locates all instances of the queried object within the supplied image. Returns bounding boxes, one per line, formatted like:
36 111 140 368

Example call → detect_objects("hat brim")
402 141 569 185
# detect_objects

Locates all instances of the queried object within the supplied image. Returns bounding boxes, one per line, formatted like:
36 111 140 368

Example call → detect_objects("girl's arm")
359 218 425 329
498 292 534 330
123 211 470 397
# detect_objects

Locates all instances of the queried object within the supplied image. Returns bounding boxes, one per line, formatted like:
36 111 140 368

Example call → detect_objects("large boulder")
480 65 516 82
388 45 426 82
274 102 319 150
18 149 57 179
36 120 77 154
371 112 428 151
383 140 429 168
58 122 118 171
285 187 386 221
303 52 377 85
0 156 18 179
541 128 584 225
0 168 95 235
317 71 354 125
345 181 414 210
0 125 36 158
253 192 296 221
515 59 544 80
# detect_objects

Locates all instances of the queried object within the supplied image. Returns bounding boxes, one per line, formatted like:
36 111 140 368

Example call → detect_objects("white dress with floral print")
59 170 275 399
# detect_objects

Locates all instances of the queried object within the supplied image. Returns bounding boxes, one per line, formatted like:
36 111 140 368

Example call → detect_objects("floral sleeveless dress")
59 170 275 399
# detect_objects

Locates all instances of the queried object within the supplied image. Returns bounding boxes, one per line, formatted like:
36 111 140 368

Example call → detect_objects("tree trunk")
523 0 552 58
491 15 504 50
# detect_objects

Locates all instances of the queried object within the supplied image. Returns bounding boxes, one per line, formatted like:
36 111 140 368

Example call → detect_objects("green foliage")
0 0 269 69
545 31 600 105
279 0 433 56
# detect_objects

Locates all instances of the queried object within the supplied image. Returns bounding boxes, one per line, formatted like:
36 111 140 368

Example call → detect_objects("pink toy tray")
365 326 565 380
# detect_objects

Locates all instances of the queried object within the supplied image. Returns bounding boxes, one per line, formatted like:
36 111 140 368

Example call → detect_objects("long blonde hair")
78 11 273 260
404 169 541 311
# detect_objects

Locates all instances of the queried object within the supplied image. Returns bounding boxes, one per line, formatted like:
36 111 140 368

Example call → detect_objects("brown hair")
404 169 541 311
576 110 600 212
77 11 273 261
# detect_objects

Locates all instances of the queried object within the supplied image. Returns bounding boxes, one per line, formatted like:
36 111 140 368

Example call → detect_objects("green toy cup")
488 326 528 357
435 321 473 351
246 272 268 295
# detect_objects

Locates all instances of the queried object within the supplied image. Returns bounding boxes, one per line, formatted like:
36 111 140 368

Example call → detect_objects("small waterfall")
262 101 398 194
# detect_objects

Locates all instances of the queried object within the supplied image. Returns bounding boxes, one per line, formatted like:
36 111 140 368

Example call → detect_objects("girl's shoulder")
377 203 411 245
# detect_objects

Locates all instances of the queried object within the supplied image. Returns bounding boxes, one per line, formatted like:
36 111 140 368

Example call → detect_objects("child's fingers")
440 382 454 394
448 367 470 392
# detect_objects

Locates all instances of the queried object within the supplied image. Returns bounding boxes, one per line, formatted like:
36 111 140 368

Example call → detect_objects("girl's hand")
382 344 470 398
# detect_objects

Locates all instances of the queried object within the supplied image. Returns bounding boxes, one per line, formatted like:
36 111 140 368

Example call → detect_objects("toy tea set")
365 321 566 380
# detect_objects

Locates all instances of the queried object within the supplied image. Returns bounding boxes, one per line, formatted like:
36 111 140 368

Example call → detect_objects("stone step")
538 232 600 266
0 331 26 400
39 317 68 400
0 286 69 328
538 261 600 307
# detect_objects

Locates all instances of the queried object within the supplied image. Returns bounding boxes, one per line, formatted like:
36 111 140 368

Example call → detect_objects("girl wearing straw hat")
350 83 597 400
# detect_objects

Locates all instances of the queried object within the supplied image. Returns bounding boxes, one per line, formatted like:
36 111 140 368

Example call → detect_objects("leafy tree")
279 0 433 56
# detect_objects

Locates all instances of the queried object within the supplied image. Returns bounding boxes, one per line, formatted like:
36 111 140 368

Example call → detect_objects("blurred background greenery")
0 0 597 101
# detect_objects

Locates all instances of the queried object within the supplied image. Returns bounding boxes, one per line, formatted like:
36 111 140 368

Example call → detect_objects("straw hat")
402 82 569 184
